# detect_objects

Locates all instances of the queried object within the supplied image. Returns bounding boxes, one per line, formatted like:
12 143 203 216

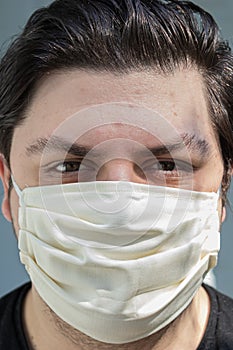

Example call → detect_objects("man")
0 0 233 349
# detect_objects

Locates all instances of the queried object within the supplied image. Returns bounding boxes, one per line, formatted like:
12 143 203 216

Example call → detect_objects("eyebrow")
26 136 91 157
148 133 210 157
25 133 211 158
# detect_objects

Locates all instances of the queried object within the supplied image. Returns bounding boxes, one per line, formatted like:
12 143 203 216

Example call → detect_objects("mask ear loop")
11 176 23 198
217 186 221 197
11 176 27 218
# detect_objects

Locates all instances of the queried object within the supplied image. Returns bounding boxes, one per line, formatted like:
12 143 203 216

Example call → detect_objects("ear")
0 155 12 222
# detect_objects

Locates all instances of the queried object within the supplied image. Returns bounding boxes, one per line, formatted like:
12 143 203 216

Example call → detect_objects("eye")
54 159 98 175
143 159 193 178
156 160 176 172
55 161 81 173
40 158 99 185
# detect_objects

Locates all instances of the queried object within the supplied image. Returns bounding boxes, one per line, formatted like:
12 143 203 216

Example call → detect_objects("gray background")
0 0 233 298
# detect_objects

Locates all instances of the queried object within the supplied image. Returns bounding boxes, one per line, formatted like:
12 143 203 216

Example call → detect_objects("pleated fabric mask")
12 179 220 344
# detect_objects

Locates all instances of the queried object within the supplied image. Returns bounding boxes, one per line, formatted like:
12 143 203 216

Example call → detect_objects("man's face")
1 68 224 228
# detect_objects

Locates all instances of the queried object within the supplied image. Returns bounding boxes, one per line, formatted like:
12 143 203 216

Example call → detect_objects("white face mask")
12 179 220 344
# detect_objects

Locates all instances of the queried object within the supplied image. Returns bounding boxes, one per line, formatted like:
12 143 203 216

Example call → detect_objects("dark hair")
0 0 233 204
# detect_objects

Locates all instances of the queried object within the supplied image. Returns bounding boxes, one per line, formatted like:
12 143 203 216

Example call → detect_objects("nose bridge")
97 159 135 182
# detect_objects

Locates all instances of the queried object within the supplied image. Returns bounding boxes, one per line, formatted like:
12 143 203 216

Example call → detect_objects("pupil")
66 163 77 171
161 162 175 171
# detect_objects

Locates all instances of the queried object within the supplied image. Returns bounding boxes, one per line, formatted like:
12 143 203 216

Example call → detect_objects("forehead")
12 68 217 152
